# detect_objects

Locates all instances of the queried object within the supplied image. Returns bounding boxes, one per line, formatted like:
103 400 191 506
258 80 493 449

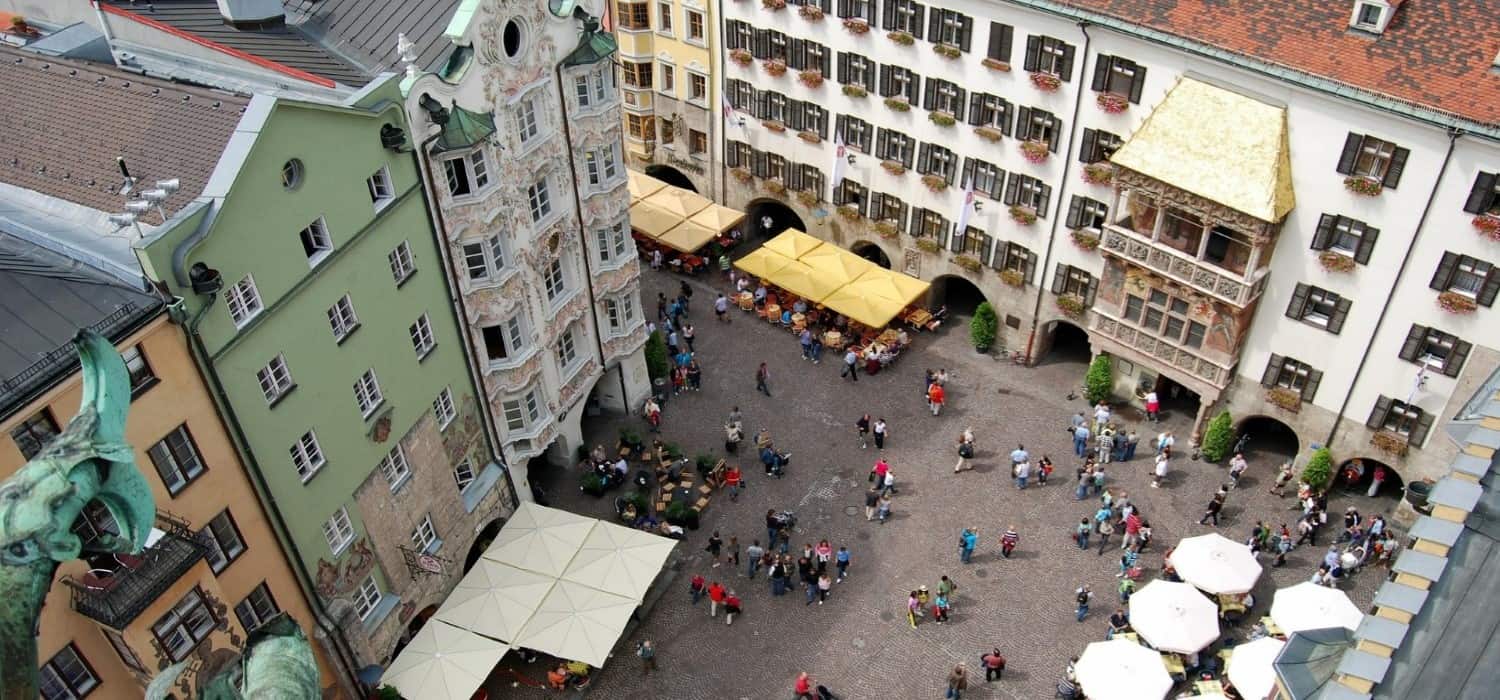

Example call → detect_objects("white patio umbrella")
1075 638 1173 700
482 502 595 577
1269 582 1363 634
560 520 677 602
1227 637 1286 700
1127 580 1221 653
1170 533 1263 594
511 579 639 667
382 620 509 700
434 559 555 643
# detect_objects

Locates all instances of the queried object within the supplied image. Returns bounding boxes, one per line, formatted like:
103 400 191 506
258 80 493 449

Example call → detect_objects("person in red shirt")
871 458 890 485
689 573 705 605
981 649 1006 682
794 672 814 698
707 581 726 617
724 590 742 625
928 382 946 416
724 464 743 501
547 664 568 690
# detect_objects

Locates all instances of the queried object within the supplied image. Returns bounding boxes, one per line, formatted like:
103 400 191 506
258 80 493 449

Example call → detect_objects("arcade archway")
741 198 807 251
930 274 989 315
464 517 506 574
1038 319 1091 365
1235 415 1300 461
850 240 892 269
1335 457 1405 500
645 164 697 192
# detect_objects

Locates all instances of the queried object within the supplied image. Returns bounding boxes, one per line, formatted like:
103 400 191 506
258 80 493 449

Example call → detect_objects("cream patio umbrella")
628 201 680 238
761 228 825 259
510 579 639 667
560 521 677 602
627 170 667 202
1227 637 1286 700
482 502 595 577
433 559 555 643
1170 532 1263 594
1127 580 1221 653
382 620 509 700
732 247 795 280
1269 583 1364 634
689 203 745 233
643 186 713 218
1074 638 1173 700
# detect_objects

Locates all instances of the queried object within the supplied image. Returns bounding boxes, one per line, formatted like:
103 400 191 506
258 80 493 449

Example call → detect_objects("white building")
717 0 1500 487
404 0 650 492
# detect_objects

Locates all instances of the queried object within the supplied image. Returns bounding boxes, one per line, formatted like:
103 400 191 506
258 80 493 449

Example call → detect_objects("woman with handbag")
954 428 976 473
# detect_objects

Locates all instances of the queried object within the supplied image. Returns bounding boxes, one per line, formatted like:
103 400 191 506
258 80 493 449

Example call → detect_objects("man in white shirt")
1093 403 1111 432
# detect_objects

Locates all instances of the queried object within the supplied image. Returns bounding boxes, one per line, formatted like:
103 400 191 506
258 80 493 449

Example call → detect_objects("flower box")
874 220 901 239
1000 268 1026 288
761 0 786 10
1081 163 1114 185
928 112 956 127
797 130 822 144
729 49 753 67
886 31 915 46
1438 290 1478 314
981 58 1011 72
1009 205 1037 226
762 120 787 133
974 126 1003 143
921 174 949 193
1371 430 1408 457
763 179 787 196
1020 140 1050 164
1318 251 1356 273
762 59 787 77
1029 71 1061 92
1070 230 1100 251
842 84 868 98
953 254 982 272
915 238 942 253
837 204 863 221
795 189 819 207
797 4 824 20
881 160 907 176
883 97 911 112
1473 215 1500 242
842 18 870 35
730 167 754 183
798 69 824 88
1056 294 1086 319
932 44 962 60
1096 93 1129 114
1343 176 1383 197
1266 386 1302 413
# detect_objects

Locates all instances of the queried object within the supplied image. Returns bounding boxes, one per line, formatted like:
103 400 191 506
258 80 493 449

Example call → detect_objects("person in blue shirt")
835 546 851 582
959 528 979 564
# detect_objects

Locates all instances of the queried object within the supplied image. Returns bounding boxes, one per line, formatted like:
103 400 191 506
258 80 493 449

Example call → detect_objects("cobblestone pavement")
506 268 1393 699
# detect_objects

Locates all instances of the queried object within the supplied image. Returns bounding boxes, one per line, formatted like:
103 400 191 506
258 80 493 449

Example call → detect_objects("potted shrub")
798 4 824 20
798 69 825 88
1300 448 1333 491
1096 93 1129 114
580 471 607 497
1056 294 1086 319
886 30 915 46
920 174 949 192
1020 140 1050 164
1029 71 1061 92
1199 411 1234 463
730 167 754 183
981 57 1011 72
729 48 753 66
1070 229 1100 251
795 189 819 207
1438 290 1478 314
974 126 1003 143
1343 176 1382 197
1266 386 1301 413
880 160 907 176
664 501 701 529
694 453 717 479
1084 354 1112 403
916 238 942 253
763 59 788 77
1081 163 1113 185
874 219 901 239
1000 268 1025 287
883 97 911 112
645 331 670 396
1008 205 1038 226
928 112 956 127
1318 251 1356 273
842 17 870 35
1473 215 1500 241
374 685 405 700
761 0 786 9
1372 431 1408 457
932 44 962 59
953 254 982 272
970 302 998 353
842 84 868 98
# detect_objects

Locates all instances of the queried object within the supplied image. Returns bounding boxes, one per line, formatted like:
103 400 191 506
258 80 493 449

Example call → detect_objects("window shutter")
1003 173 1020 206
753 151 768 177
987 23 1009 61
1038 183 1053 215
1047 116 1062 152
818 108 829 139
1310 214 1336 251
961 158 976 188
1382 147 1410 189
999 100 1013 136
1398 324 1426 362
1090 55 1110 92
756 90 770 119
753 29 768 58
1286 283 1310 319
1058 43 1076 81
819 0 832 13
881 0 895 30
906 74 920 103
835 114 846 142
929 9 943 41
1429 251 1459 290
1409 410 1436 448
1353 226 1379 265
788 38 804 70
967 93 983 125
1335 133 1363 175
923 78 937 110
1079 128 1099 164
1014 106 1031 139
912 3 924 36
908 208 923 235
1366 395 1393 430
1446 340 1473 378
950 225 964 252
959 16 973 52
1478 267 1500 307
1464 172 1498 214
953 86 967 115
1051 263 1067 293
1023 35 1040 71
1302 369 1322 402
1024 250 1038 282
1327 297 1352 334
1066 196 1084 228
788 101 804 131
837 52 849 83
879 64 893 96
918 144 934 174
838 0 851 17
1260 354 1283 387
1085 275 1098 306
1128 66 1146 103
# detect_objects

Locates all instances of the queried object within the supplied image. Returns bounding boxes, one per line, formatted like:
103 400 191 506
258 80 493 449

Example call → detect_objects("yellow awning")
657 219 717 254
629 201 680 238
689 204 746 233
822 285 902 329
643 187 712 218
762 229 825 260
628 170 667 202
798 245 877 288
766 260 844 303
846 267 931 307
733 247 794 279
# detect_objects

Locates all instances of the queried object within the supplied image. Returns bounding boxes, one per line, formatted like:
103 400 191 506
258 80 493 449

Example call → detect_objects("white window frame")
461 234 509 284
299 217 333 266
528 175 553 223
366 166 394 211
226 274 264 327
595 221 631 266
234 583 280 633
1016 175 1047 211
605 295 638 335
257 354 294 404
388 241 415 284
501 387 545 433
442 149 491 199
323 506 354 556
655 0 673 35
482 315 531 367
453 459 476 492
354 369 384 418
515 95 540 146
557 323 580 370
411 514 439 553
543 259 567 303
409 313 436 359
685 8 706 44
688 71 708 104
434 387 457 429
291 430 326 482
200 510 246 574
353 574 382 620
378 444 411 490
658 59 676 96
327 294 359 342
39 644 99 700
584 144 621 188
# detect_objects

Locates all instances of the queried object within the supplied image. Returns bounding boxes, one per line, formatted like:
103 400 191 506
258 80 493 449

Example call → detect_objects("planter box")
874 220 901 239
920 174 949 193
762 120 787 133
1009 205 1038 226
842 84 868 98
886 31 915 46
1081 163 1113 185
883 97 911 112
1318 251 1356 273
1438 290 1477 314
1266 386 1301 413
842 18 870 35
1020 140 1050 164
932 44 962 60
1000 269 1025 287
797 4 824 20
1070 230 1100 251
1371 431 1409 457
762 59 787 77
1343 176 1383 197
1473 215 1500 241
915 238 942 253
975 126 1003 143
928 112 956 127
729 49 753 67
953 254 982 272
798 70 825 88
837 205 862 221
1096 92 1129 114
797 130 822 144
880 160 907 176
1056 294 1086 319
1029 71 1061 92
981 58 1011 72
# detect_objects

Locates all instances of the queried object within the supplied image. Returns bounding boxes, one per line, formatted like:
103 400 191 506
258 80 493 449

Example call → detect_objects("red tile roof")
1050 0 1500 128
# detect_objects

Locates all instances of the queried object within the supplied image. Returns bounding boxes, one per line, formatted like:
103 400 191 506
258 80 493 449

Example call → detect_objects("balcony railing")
62 512 206 630
1089 310 1236 390
1100 224 1269 307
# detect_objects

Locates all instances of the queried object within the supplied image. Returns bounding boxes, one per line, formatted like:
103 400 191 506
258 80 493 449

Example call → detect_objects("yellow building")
0 234 346 697
612 0 722 195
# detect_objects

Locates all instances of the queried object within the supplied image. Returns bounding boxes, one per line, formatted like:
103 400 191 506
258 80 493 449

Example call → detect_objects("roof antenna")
116 157 137 195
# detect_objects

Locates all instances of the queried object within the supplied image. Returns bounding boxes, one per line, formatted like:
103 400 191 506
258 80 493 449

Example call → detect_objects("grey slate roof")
1372 582 1428 616
1450 454 1493 481
1354 616 1408 650
1428 478 1483 513
1335 650 1390 684
0 45 248 216
1390 550 1447 582
285 0 463 76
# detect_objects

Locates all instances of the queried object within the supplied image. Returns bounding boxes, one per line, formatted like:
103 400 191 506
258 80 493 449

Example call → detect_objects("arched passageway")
740 198 807 252
930 274 989 316
1038 319 1091 365
645 164 697 192
850 240 892 269
1335 457 1405 500
1235 415 1300 461
464 517 506 573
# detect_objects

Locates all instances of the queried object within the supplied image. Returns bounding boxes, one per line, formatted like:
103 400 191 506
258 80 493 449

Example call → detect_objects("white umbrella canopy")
1227 637 1286 700
511 580 638 667
1075 638 1173 700
382 620 509 700
1171 533 1264 594
1270 582 1363 634
1127 580 1221 653
434 559 556 643
560 520 677 602
482 502 595 577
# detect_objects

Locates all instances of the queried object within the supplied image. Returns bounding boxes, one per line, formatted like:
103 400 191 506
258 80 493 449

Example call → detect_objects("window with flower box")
1065 196 1109 230
1309 214 1377 263
788 164 824 194
986 22 1014 63
996 242 1036 281
1398 325 1471 377
875 128 915 167
758 91 789 123
1023 35 1075 79
922 78 964 115
1003 173 1051 214
727 79 756 112
836 53 876 92
751 29 791 62
881 0 924 35
927 8 972 50
910 208 948 239
960 159 1005 200
726 20 752 50
789 38 831 74
960 227 991 257
1090 55 1146 103
833 179 868 209
868 192 907 226
1051 263 1098 304
838 0 875 23
1335 133 1409 187
1430 252 1499 305
787 101 828 138
1367 396 1434 447
916 143 957 184
1286 283 1351 333
1015 107 1061 151
967 93 1012 133
726 141 753 168
1079 128 1123 164
834 115 873 152
1260 355 1322 401
878 65 920 103
1464 172 1500 215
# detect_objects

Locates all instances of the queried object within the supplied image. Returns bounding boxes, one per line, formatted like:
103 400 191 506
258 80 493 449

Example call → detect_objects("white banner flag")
831 132 848 192
954 181 976 239
722 92 738 129
1407 363 1428 405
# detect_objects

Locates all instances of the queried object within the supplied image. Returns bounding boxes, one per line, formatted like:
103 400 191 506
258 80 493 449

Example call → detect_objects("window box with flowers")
1266 386 1302 413
1318 251 1356 273
798 70 824 88
880 160 907 176
763 59 787 77
1473 215 1500 242
1371 430 1408 457
730 167 754 183
795 189 819 207
797 130 822 144
981 58 1011 72
1000 268 1026 287
762 120 787 133
1070 229 1100 251
730 49 753 67
1343 176 1383 197
1096 93 1129 114
874 220 901 239
843 18 870 35
842 84 868 98
837 204 863 221
921 174 949 193
1009 205 1038 226
915 238 942 254
1029 71 1061 92
1056 294 1086 319
761 0 786 10
1438 290 1478 314
928 112 956 128
974 126 1003 143
1081 163 1113 186
932 44 962 60
798 4 824 21
763 179 787 196
953 254 983 272
1020 140 1050 164
886 31 915 46
883 97 911 112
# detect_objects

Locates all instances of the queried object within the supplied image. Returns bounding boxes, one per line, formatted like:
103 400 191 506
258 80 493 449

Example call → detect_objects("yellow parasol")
762 229 825 259
629 201 680 238
733 247 795 279
846 267 931 307
821 285 902 329
689 204 746 233
766 260 844 303
657 219 718 254
627 170 667 202
643 187 712 218
799 245 877 288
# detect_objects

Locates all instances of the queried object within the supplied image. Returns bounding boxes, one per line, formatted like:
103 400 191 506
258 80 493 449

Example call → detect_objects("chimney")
215 0 286 29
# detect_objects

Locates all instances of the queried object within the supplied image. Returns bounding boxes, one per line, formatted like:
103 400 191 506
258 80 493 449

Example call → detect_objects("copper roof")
0 46 248 216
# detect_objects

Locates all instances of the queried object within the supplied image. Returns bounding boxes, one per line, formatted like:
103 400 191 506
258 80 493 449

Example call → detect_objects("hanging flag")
954 180 976 240
722 92 738 129
831 132 848 191
1406 363 1428 405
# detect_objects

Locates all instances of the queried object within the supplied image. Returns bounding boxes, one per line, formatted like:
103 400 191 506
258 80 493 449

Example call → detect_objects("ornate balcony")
62 512 206 630
1089 309 1236 390
1101 223 1270 307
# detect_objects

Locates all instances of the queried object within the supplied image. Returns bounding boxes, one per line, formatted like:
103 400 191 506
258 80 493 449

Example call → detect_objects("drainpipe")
1025 21 1092 362
1325 128 1462 448
167 296 363 697
716 6 730 205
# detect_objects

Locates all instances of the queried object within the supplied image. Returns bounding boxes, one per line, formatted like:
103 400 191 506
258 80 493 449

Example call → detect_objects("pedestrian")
1123 430 1139 461
933 591 951 623
1075 467 1091 501
803 565 818 606
682 323 696 353
856 413 872 449
1368 464 1387 497
955 428 976 473
666 328 680 356
1274 527 1293 568
746 540 765 578
765 509 782 549
1228 452 1248 488
794 672 814 699
707 580 725 617
841 348 860 381
872 418 889 450
1073 424 1091 458
810 333 823 364
687 359 702 391
836 545 850 582
1156 430 1175 455
1097 428 1115 464
1075 518 1091 550
1091 465 1107 496
1070 411 1086 433
651 249 664 271
724 421 744 454
690 573 705 604
714 292 731 323
945 664 968 699
815 539 833 575
1093 402 1112 432
864 487 880 521
1098 517 1115 554
1270 461 1295 496
1000 526 1019 558
800 327 815 360
724 464 742 501
870 457 890 487
1145 389 1160 421
755 362 771 396
938 575 956 601
1122 511 1142 550
1038 455 1054 485
1152 452 1168 488
981 649 1006 682
1118 546 1140 578
1117 577 1135 603
656 292 668 321
1014 460 1030 490
1009 443 1030 470
1199 495 1224 526
1108 608 1131 638
907 590 923 628
959 527 979 564
770 558 788 596
1075 584 1093 622
635 640 656 674
706 531 724 568
882 469 897 497
877 492 893 523
728 536 741 569
817 574 832 604
644 396 662 434
927 381 946 416
679 280 693 312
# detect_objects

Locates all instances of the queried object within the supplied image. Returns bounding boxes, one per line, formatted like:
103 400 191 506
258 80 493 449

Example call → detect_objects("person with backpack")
955 429 976 473
1075 585 1093 622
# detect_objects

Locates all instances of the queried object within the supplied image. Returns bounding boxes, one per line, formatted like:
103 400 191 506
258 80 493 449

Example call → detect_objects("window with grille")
880 65 920 103
291 431 326 481
1370 397 1426 438
234 583 280 633
411 515 439 553
388 241 415 283
1122 288 1207 348
70 501 118 551
353 369 383 417
226 275 263 327
726 20 752 50
927 78 963 115
378 444 411 489
1055 264 1095 301
689 129 708 154
298 217 333 264
366 166 393 210
323 507 354 554
354 575 382 620
257 354 294 404
687 9 705 40
149 425 206 496
200 510 246 574
726 141 753 168
103 628 145 675
39 643 98 700
596 222 630 265
690 73 707 101
327 294 359 342
10 410 58 460
153 588 217 662
410 314 436 359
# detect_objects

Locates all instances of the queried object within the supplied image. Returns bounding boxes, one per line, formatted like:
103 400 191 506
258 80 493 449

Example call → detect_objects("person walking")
707 580 725 617
835 545 851 582
1073 424 1091 458
755 362 771 396
745 540 765 578
815 540 834 575
770 558 788 596
728 536 741 570
1156 430 1175 456
856 413 872 449
1075 518 1091 550
928 381 946 416
714 292 731 323
1097 517 1115 555
873 418 889 450
810 333 823 364
690 573 705 604
1228 452 1249 489
706 531 724 568
907 590 923 628
1123 430 1139 462
945 664 969 699
877 492 893 523
1037 455 1054 485
981 649 1006 682
1118 546 1140 578
722 590 741 625
1075 467 1091 501
864 487 880 521
794 672 815 699
1270 461 1295 496
1145 390 1160 421
1009 443 1030 470
1092 466 1107 497
1093 402 1112 433
955 428 976 473
724 464 742 501
682 323 696 353
635 640 657 674
1014 460 1030 489
1199 494 1224 526
1097 428 1115 465
800 327 815 361
817 574 832 604
1368 464 1387 497
933 590 952 623
1152 452 1168 488
999 526 1019 558
959 528 979 564
882 469 897 497
841 348 860 381
803 565 819 606
1075 585 1093 622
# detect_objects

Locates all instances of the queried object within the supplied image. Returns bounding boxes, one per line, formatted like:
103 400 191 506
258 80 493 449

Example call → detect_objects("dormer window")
1350 0 1391 33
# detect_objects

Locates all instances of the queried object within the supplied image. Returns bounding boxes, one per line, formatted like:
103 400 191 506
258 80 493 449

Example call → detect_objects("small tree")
1200 411 1235 463
1084 354 1113 404
970 302 998 352
644 331 670 381
1301 447 1333 492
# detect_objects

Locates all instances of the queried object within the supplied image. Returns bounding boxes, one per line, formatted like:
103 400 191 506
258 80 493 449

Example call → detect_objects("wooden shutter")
821 46 832 75
1079 129 1099 164
1479 267 1500 307
817 106 829 139
752 151 769 177
1286 283 1311 319
1429 251 1459 290
988 23 1012 61
923 78 938 110
1023 35 1040 71
819 0 832 12
879 64 893 96
1398 324 1426 361
1382 147 1410 189
967 93 983 125
1409 409 1436 448
838 0 851 17
1353 226 1379 265
1066 196 1084 228
1038 183 1053 215
1464 172 1498 214
753 29 769 58
1302 369 1322 402
1090 55 1110 92
1446 340 1473 378
837 52 849 83
1058 42 1076 81
953 86 967 116
1003 173 1020 205
906 73 920 103
999 99 1013 136
1310 214 1336 251
917 143 932 174
788 38 804 70
1366 396 1393 429
926 8 941 41
835 114 846 143
1024 249 1038 283
881 0 896 29
1335 133 1363 175
959 16 973 52
912 2 924 36
1047 115 1062 152
1085 275 1098 305
1327 297 1352 334
908 208 923 235
961 158 977 188
1128 65 1147 104
949 225 964 252
1051 263 1067 293
1014 106 1031 140
1260 354 1283 387
787 101 805 131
